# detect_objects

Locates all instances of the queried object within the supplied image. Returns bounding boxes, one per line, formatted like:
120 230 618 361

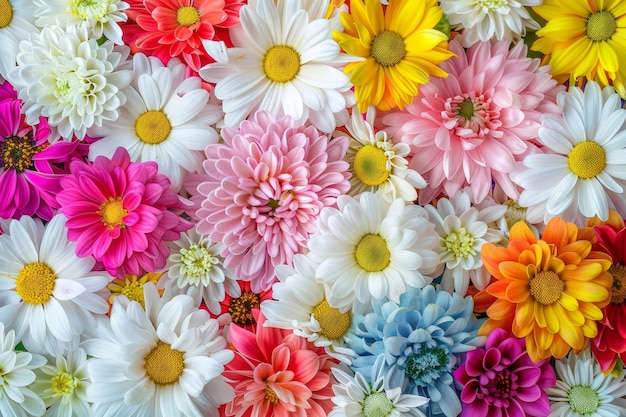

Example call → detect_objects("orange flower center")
610 263 626 304
529 271 563 305
228 290 260 325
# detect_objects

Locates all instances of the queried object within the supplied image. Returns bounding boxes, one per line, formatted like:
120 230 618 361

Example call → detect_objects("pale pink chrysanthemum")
195 111 350 292
56 146 192 278
224 310 336 417
382 38 563 205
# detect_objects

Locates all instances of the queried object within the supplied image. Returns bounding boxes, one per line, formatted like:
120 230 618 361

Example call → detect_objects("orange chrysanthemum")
480 218 613 363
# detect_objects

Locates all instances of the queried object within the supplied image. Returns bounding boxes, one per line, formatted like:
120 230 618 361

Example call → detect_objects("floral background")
1 0 626 416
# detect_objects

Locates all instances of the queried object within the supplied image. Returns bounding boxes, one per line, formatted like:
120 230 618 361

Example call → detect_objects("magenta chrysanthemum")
453 328 556 417
196 111 350 291
57 146 192 277
382 38 563 205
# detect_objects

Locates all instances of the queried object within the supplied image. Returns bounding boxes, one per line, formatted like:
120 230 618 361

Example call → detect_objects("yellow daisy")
532 0 626 98
333 0 454 113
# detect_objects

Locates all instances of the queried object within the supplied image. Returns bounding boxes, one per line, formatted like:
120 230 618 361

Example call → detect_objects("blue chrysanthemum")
346 285 485 417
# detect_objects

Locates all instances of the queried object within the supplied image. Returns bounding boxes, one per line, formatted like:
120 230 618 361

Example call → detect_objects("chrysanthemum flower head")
195 110 350 292
57 146 192 278
480 217 613 362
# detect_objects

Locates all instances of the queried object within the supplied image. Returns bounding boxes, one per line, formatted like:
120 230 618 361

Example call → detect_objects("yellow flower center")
121 280 146 307
355 234 390 272
353 144 391 186
0 0 13 28
371 30 405 67
312 300 351 340
586 11 617 42
567 141 606 179
265 386 279 404
50 372 78 397
457 98 476 120
1 134 41 172
263 45 301 83
610 263 626 304
98 197 127 229
530 271 563 305
568 385 600 415
144 341 185 385
176 6 200 26
228 290 261 326
135 110 172 145
15 262 56 305
444 228 476 259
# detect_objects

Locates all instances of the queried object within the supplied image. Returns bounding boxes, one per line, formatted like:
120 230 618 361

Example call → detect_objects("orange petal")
499 261 529 281
514 300 536 337
505 280 530 303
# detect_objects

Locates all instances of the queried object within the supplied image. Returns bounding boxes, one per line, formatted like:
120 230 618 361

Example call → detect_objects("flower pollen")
16 262 56 305
530 271 563 305
568 141 606 179
120 280 146 306
180 244 220 285
353 144 391 186
494 373 511 395
144 341 185 385
404 346 450 387
312 300 351 340
478 0 507 11
370 30 405 67
355 234 390 272
135 110 172 145
610 263 626 304
586 11 617 42
177 6 201 26
50 372 78 397
264 385 279 404
98 197 127 229
362 391 394 417
228 290 261 325
444 228 476 259
263 45 301 83
0 0 13 28
568 385 600 415
0 134 41 172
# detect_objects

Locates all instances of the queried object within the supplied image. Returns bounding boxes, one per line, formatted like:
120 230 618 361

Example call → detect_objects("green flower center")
404 346 450 387
587 11 617 42
0 0 13 28
478 0 507 10
179 244 220 285
362 391 394 417
263 45 301 83
69 0 109 20
353 144 391 186
177 6 200 26
135 110 172 145
444 228 476 259
568 141 606 179
0 133 40 172
530 271 563 305
355 234 390 272
50 372 78 397
371 30 405 67
312 300 351 340
457 97 476 120
568 385 600 415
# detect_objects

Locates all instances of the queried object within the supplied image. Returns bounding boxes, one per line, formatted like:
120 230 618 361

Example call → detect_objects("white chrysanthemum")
0 215 111 357
424 188 503 295
7 24 131 141
342 106 426 203
33 0 129 45
548 350 626 417
261 253 355 360
31 347 92 417
0 0 40 79
328 356 429 417
88 53 220 191
199 0 357 133
84 285 234 417
439 0 542 47
164 228 240 314
308 192 441 313
512 81 626 223
0 322 46 417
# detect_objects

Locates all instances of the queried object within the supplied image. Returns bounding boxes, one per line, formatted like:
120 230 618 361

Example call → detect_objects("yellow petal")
559 314 585 350
564 281 610 303
542 304 560 333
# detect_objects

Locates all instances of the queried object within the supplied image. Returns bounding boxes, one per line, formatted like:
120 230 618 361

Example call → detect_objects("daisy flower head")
165 227 240 314
124 0 245 72
199 0 356 133
0 322 46 417
216 280 272 333
332 0 454 113
548 350 626 417
85 285 235 417
532 0 626 98
342 106 426 203
480 217 613 362
453 328 556 417
0 0 39 79
88 53 221 192
439 0 542 47
512 81 626 223
195 110 350 292
382 37 563 205
0 215 112 357
7 24 132 141
57 146 192 278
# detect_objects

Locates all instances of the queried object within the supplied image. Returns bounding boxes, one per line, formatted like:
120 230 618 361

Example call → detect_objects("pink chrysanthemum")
0 81 86 221
57 146 191 277
123 0 244 73
196 111 350 292
382 38 563 205
224 310 336 417
454 328 556 417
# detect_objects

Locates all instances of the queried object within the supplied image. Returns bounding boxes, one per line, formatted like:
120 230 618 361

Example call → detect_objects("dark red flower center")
494 374 511 395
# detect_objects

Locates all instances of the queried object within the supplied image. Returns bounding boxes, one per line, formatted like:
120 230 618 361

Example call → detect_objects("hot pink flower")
57 146 191 277
382 38 562 205
224 310 336 417
454 328 556 417
195 111 350 292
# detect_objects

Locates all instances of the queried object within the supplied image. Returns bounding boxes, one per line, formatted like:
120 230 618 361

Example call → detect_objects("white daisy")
0 215 112 357
7 24 132 141
424 188 503 295
88 53 220 191
31 347 92 417
84 284 235 417
548 350 626 417
199 0 357 133
0 323 46 417
342 106 426 203
0 0 40 79
261 253 355 360
307 192 441 313
512 81 626 223
164 228 240 314
33 0 129 45
439 0 542 47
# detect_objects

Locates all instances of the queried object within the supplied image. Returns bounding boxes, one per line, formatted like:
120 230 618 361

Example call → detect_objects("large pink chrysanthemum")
382 38 563 205
196 111 350 292
224 310 336 417
57 146 191 277
123 0 244 73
